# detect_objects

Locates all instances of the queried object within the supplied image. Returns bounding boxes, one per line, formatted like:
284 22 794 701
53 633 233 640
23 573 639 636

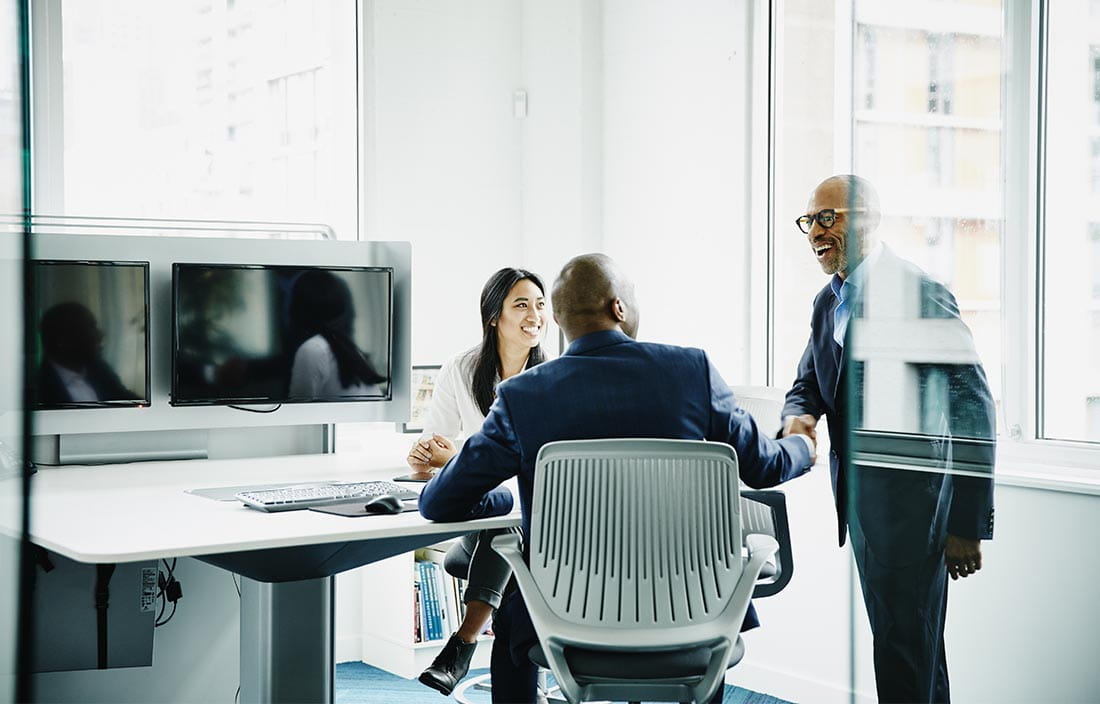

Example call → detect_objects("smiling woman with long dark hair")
406 266 548 695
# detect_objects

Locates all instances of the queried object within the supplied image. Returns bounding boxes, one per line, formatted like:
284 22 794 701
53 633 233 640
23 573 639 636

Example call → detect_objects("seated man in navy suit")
419 253 816 703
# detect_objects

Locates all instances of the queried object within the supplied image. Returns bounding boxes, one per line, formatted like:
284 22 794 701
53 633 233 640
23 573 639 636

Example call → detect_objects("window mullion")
29 0 64 214
1002 0 1041 444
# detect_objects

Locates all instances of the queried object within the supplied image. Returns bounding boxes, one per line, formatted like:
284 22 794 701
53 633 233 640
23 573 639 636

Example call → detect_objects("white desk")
18 452 521 702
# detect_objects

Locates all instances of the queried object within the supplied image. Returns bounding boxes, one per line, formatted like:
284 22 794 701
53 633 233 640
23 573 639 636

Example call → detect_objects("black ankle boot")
418 633 478 695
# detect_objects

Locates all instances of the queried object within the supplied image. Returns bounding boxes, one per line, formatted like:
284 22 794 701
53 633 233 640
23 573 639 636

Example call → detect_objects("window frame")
761 0 1100 484
28 0 361 238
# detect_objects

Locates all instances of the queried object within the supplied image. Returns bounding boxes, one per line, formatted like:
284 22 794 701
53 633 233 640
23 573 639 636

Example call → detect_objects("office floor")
334 662 791 703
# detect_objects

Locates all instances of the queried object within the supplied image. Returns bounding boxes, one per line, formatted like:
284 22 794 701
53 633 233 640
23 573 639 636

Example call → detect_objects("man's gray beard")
822 249 847 276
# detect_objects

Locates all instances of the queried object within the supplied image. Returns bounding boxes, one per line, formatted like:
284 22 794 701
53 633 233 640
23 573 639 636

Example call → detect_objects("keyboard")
236 480 419 513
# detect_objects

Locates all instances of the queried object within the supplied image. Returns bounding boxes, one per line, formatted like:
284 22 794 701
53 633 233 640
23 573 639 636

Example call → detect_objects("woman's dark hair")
289 270 386 389
470 268 547 416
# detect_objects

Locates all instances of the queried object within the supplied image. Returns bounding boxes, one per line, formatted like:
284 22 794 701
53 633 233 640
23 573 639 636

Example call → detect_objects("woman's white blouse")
420 347 489 447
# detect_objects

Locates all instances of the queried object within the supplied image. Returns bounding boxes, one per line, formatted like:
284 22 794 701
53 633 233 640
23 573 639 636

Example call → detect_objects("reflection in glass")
30 262 149 409
286 270 387 399
172 264 392 405
1 0 26 699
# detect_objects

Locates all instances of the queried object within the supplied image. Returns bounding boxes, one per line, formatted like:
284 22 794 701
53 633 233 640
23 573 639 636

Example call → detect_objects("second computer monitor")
172 263 393 406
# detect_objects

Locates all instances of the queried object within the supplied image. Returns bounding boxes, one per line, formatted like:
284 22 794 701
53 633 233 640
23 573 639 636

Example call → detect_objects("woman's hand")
406 434 458 470
427 434 457 468
406 437 434 471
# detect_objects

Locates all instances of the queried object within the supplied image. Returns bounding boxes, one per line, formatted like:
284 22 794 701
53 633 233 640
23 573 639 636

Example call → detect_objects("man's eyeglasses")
795 208 867 234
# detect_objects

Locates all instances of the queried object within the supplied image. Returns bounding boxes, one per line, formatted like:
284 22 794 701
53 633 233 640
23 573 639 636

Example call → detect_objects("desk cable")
154 559 182 628
228 404 282 414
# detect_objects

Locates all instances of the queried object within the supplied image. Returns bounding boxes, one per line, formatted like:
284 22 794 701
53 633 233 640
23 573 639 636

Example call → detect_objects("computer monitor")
30 260 150 409
171 263 393 406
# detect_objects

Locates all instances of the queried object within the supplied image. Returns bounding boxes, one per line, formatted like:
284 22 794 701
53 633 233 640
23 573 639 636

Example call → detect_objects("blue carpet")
335 661 791 703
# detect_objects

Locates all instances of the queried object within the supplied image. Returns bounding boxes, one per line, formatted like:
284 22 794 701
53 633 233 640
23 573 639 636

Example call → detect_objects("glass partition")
0 0 29 701
774 1 1100 702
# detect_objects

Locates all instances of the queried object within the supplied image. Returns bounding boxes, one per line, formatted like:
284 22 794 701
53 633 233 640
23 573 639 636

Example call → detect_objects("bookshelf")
356 542 494 679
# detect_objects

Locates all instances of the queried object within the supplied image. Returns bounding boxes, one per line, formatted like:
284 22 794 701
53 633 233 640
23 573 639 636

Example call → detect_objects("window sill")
994 443 1100 497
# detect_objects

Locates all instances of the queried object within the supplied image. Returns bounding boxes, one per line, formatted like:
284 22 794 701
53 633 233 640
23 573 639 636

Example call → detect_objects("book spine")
417 561 430 642
423 561 441 641
413 581 422 643
442 569 459 636
434 559 453 637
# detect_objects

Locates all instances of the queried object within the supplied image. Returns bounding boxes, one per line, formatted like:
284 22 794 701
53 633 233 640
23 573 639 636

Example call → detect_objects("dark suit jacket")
420 329 814 660
34 359 140 408
781 245 995 549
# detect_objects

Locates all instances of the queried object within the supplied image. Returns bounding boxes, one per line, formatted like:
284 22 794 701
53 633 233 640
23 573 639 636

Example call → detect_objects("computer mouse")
364 494 405 515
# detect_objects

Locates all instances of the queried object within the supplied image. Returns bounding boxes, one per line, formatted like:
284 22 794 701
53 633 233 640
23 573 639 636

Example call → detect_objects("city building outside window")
36 0 357 240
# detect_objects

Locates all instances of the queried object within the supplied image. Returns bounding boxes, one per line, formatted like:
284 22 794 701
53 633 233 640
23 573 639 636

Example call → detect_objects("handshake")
781 413 818 464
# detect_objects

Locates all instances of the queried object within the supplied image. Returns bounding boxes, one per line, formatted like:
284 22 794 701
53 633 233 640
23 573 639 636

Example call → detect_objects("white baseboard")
335 634 363 665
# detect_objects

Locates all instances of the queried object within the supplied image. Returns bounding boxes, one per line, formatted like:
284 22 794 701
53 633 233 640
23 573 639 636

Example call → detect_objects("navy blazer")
420 329 814 541
781 246 995 548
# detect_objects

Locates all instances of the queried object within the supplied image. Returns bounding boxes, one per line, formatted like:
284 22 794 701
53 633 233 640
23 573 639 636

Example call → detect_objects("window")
772 0 1004 441
1092 138 1100 194
1042 4 1100 443
1092 46 1100 124
38 0 357 240
1092 224 1100 299
859 26 877 111
927 33 954 116
774 0 1100 452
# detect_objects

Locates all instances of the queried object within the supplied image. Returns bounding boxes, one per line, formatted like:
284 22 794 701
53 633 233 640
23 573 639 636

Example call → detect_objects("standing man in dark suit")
781 174 995 703
419 253 817 703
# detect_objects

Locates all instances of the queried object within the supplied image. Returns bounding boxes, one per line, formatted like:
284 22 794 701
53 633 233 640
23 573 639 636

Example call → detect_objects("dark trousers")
443 528 520 610
489 591 539 704
849 512 951 704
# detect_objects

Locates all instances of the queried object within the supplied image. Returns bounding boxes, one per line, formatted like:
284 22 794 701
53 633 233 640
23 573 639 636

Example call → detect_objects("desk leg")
239 576 333 703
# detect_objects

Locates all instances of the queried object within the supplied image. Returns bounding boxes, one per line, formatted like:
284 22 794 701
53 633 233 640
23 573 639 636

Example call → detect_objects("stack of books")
413 547 467 643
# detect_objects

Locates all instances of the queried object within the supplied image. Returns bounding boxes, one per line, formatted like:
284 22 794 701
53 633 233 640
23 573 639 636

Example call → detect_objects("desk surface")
14 452 520 563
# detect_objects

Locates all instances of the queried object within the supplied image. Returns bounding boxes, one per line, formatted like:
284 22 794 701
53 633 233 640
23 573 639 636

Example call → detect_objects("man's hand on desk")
406 434 458 471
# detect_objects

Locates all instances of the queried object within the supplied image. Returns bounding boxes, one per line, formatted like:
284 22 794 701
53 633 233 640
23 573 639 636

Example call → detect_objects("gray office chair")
492 438 780 704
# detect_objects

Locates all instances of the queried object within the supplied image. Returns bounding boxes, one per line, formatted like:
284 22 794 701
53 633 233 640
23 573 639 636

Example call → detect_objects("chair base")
526 637 743 703
452 669 573 704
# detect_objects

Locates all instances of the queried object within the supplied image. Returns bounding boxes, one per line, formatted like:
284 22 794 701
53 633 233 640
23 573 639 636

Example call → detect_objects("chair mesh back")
530 441 743 627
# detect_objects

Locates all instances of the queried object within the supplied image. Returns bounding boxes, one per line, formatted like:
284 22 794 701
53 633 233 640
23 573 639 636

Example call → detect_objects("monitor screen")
30 260 150 409
172 264 393 406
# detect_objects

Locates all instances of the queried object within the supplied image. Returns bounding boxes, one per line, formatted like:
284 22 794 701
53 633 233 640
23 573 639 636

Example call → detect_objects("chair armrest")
741 490 795 598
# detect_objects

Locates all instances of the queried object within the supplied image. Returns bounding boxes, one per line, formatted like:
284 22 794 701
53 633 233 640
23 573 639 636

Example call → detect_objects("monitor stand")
58 429 209 465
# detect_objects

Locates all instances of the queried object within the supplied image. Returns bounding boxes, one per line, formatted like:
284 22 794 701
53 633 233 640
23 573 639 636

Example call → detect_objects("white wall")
601 0 756 379
518 0 604 350
361 0 760 371
362 0 525 364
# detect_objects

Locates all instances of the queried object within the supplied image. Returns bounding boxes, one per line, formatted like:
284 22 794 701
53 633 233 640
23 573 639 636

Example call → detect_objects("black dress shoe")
418 633 478 695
